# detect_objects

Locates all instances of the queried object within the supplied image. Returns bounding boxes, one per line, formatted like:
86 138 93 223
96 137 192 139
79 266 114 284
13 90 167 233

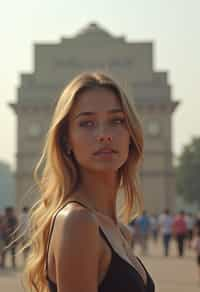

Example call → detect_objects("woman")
21 72 155 292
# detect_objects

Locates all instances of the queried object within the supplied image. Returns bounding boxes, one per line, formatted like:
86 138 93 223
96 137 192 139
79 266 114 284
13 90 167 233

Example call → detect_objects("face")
67 88 131 174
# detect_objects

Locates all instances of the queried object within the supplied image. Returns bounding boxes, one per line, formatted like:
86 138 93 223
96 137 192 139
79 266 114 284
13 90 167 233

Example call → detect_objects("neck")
73 169 119 224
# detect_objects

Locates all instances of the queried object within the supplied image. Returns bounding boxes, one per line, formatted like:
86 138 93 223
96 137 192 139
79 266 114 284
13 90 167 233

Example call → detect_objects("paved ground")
0 238 199 292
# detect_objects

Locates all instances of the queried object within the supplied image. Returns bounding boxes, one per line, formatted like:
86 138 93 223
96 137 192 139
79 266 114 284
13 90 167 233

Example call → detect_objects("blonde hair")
20 72 144 292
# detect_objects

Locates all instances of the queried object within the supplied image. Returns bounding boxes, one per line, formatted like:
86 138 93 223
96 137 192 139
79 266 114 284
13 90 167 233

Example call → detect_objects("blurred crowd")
0 206 200 271
128 209 200 259
128 209 200 282
0 206 29 269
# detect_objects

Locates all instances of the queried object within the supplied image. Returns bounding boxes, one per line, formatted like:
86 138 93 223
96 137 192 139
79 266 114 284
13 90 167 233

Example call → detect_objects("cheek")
70 129 94 152
119 132 131 164
115 127 130 145
117 130 131 162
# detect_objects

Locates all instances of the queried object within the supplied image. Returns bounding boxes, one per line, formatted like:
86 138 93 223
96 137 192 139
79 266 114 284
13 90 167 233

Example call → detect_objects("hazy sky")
0 0 199 169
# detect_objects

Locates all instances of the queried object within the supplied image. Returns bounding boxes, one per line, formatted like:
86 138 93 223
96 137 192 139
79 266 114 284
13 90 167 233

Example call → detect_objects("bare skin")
47 88 147 291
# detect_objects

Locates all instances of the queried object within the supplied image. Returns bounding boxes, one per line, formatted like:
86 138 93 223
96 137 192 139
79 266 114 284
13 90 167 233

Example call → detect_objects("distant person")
159 209 173 257
185 212 195 248
136 211 151 255
150 214 159 244
128 217 141 251
194 215 200 235
172 210 187 257
191 230 200 284
18 206 30 262
1 207 18 268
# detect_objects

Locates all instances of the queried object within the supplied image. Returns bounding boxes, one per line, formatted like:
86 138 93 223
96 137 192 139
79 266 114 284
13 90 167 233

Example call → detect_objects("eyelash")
79 118 125 127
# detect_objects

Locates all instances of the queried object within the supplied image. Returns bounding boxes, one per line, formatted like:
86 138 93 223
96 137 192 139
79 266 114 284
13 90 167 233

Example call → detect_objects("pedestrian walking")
150 214 159 244
172 210 187 257
128 217 141 251
158 209 173 257
18 206 30 263
136 211 151 255
185 212 195 249
1 207 18 268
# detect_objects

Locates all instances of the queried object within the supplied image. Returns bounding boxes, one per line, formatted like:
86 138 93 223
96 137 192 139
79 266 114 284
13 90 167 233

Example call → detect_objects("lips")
94 147 117 155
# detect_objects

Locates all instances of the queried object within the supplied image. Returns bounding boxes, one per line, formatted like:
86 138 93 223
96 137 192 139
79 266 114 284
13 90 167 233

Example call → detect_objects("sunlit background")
0 2 200 291
0 0 200 168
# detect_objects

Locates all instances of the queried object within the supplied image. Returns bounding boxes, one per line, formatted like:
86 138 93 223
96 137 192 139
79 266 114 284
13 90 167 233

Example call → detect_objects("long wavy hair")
19 72 144 292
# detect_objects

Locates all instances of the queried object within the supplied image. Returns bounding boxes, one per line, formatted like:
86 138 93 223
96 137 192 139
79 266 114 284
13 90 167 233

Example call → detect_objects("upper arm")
53 207 100 292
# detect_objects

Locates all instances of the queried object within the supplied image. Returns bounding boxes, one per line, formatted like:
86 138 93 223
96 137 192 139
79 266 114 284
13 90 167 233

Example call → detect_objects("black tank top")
46 200 155 292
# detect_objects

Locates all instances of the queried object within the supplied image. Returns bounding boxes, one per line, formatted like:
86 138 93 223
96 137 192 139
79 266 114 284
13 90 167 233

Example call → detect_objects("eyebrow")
75 109 124 119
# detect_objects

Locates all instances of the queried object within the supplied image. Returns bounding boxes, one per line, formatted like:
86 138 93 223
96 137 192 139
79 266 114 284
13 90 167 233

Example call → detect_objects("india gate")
10 23 179 214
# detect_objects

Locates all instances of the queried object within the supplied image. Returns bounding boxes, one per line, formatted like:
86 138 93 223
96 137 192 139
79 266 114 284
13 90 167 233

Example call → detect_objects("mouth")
93 148 118 156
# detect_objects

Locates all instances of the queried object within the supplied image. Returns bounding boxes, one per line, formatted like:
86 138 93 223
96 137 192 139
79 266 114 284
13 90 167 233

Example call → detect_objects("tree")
176 137 200 206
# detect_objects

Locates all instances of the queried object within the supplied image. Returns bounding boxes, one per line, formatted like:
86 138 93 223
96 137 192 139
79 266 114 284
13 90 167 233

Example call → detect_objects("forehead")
69 88 122 116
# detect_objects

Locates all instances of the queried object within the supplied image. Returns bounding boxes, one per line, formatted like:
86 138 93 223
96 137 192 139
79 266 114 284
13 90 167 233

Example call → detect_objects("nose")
96 135 113 143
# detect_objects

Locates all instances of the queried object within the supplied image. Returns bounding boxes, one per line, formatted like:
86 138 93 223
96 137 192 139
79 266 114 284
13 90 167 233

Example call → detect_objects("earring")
67 148 72 155
66 144 72 155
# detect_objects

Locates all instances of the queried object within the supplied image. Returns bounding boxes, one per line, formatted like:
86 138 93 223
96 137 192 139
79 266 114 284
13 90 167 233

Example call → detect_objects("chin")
86 161 123 173
77 156 127 173
95 166 118 172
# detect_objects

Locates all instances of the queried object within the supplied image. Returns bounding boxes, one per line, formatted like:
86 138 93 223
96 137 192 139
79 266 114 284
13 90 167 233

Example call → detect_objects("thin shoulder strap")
68 201 114 251
45 199 115 278
98 226 114 250
136 256 149 275
45 200 91 278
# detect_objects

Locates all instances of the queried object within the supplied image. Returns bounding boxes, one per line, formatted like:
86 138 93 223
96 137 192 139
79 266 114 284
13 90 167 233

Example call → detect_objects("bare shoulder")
54 204 99 238
52 204 100 292
53 204 100 256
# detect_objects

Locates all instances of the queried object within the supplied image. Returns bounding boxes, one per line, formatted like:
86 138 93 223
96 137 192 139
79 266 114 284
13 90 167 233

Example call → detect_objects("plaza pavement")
0 238 199 292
